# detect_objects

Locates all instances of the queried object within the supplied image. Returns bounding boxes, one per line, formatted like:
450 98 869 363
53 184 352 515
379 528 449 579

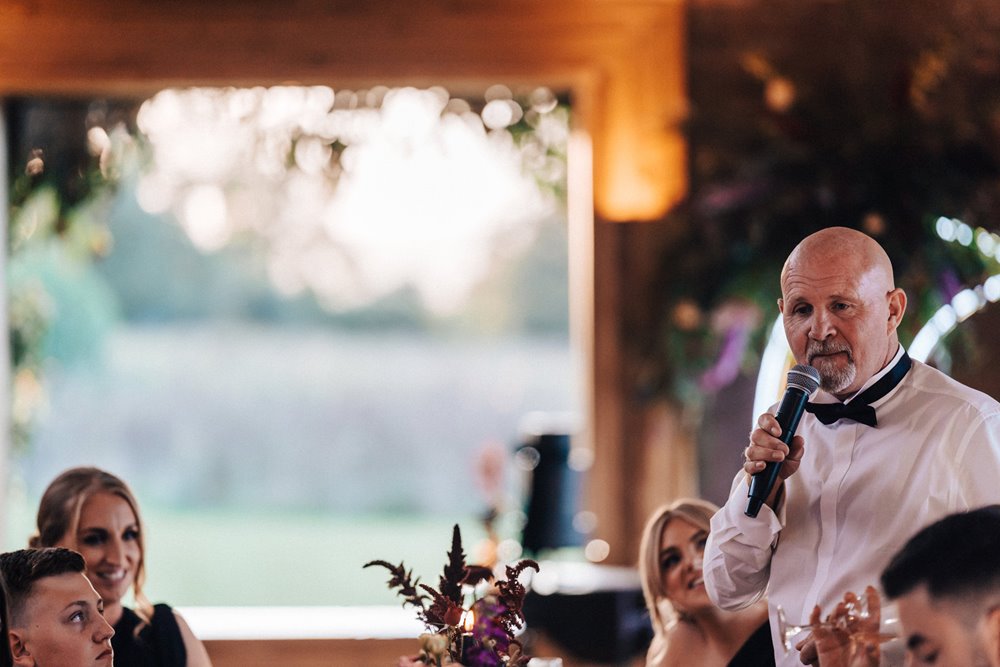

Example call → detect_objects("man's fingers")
863 585 880 612
864 585 881 627
795 636 818 666
745 442 789 462
757 413 783 438
787 435 806 461
743 441 786 475
743 413 806 481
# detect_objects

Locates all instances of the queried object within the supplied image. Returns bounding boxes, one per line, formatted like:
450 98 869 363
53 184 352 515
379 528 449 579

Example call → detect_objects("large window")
4 86 578 606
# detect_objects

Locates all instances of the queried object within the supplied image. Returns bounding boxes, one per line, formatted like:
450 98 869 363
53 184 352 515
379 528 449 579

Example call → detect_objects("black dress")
113 603 187 667
727 620 775 667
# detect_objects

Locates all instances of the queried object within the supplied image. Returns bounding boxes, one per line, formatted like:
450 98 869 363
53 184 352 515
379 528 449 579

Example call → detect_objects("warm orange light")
462 609 476 633
588 1 687 222
599 130 686 221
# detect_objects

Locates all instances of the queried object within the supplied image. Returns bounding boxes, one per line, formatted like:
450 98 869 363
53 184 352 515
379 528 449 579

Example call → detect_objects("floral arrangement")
365 524 539 667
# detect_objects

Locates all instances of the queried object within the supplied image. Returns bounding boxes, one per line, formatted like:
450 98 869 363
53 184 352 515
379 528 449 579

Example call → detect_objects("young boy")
1 548 114 667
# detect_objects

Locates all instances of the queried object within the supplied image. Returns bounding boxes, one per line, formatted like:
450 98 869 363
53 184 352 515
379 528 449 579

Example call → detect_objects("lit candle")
460 609 476 664
462 609 476 633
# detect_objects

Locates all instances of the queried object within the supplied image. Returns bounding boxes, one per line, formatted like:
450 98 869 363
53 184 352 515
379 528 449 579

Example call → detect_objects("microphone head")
786 364 821 395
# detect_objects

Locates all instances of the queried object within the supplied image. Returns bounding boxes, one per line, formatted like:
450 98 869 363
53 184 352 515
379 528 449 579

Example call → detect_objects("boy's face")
895 584 992 667
8 572 115 667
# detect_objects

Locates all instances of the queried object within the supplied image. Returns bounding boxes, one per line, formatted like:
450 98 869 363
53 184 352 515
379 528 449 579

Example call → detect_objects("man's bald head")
778 227 907 398
782 227 896 292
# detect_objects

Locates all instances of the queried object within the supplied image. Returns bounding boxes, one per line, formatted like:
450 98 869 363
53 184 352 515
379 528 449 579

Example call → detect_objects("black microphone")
745 364 821 518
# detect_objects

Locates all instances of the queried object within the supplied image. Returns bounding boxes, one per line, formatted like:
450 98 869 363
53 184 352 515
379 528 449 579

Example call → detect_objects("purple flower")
460 600 514 667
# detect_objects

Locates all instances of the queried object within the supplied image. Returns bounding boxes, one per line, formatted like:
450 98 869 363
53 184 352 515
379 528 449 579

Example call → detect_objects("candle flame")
462 609 476 632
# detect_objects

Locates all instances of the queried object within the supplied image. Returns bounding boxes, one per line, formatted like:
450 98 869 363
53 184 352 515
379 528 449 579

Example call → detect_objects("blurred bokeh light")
135 85 568 314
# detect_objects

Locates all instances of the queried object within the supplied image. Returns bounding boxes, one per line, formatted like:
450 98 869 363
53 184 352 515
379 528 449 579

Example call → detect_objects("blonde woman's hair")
29 467 154 626
638 497 719 634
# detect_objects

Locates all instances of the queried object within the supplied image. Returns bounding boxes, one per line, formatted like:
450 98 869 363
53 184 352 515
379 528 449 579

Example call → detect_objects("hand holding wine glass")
776 590 874 655
811 586 882 667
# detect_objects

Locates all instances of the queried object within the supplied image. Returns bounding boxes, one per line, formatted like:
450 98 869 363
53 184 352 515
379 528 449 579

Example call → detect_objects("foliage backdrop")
641 0 1000 408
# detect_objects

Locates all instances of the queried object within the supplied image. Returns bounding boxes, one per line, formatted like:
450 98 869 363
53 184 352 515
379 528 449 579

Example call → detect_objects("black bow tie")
804 351 912 427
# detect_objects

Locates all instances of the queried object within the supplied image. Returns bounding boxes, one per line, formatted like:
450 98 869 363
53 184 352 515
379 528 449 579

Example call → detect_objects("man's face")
9 572 114 667
778 257 897 399
895 585 993 667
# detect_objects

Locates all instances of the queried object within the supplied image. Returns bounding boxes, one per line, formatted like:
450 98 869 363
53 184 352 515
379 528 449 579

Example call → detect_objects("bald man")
703 227 1000 666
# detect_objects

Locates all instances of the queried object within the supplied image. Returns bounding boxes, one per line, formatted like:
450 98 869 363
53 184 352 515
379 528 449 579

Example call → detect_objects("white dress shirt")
704 347 1000 666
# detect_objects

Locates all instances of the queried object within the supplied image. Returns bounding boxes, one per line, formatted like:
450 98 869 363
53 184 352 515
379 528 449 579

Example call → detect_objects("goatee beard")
807 341 856 395
818 362 856 395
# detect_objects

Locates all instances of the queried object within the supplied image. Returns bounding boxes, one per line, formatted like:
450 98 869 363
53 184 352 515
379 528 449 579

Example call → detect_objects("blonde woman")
31 467 212 667
639 499 773 667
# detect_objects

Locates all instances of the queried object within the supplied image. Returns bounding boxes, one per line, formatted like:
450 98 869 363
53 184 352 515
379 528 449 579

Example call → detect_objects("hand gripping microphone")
745 364 821 518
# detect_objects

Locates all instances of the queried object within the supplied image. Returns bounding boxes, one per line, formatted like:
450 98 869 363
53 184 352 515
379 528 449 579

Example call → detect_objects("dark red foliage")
420 583 463 628
439 524 466 605
494 559 539 637
362 559 430 621
461 565 494 587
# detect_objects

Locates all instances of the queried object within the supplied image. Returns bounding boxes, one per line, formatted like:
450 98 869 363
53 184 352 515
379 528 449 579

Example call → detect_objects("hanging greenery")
5 99 133 449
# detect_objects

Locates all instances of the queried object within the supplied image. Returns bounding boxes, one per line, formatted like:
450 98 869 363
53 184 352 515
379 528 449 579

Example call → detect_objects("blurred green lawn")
4 496 487 607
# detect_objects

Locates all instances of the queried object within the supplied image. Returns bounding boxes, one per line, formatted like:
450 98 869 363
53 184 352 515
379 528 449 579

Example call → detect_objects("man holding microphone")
703 226 1000 665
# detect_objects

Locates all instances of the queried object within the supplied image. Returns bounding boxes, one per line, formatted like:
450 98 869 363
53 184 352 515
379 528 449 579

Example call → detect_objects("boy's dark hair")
0 548 86 628
0 560 9 667
882 504 1000 604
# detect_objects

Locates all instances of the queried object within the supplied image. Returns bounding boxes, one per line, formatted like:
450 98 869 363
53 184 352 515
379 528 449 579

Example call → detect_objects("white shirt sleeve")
703 473 783 611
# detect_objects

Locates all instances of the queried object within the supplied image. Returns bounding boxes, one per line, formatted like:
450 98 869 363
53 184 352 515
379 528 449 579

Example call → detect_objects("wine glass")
776 601 866 652
776 592 901 654
776 604 819 653
846 590 902 647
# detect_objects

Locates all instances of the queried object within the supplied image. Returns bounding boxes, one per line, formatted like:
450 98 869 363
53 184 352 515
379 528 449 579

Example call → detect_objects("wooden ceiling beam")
0 0 687 221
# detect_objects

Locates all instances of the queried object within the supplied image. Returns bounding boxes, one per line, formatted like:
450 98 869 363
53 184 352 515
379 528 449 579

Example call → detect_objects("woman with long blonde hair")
639 498 773 666
31 467 212 667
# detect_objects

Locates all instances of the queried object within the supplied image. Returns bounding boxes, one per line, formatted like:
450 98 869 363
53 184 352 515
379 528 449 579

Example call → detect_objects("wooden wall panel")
0 0 686 220
204 638 413 667
203 634 645 667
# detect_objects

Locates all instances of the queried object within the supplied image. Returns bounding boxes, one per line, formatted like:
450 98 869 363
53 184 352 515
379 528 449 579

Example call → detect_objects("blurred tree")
5 99 131 448
458 216 569 336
